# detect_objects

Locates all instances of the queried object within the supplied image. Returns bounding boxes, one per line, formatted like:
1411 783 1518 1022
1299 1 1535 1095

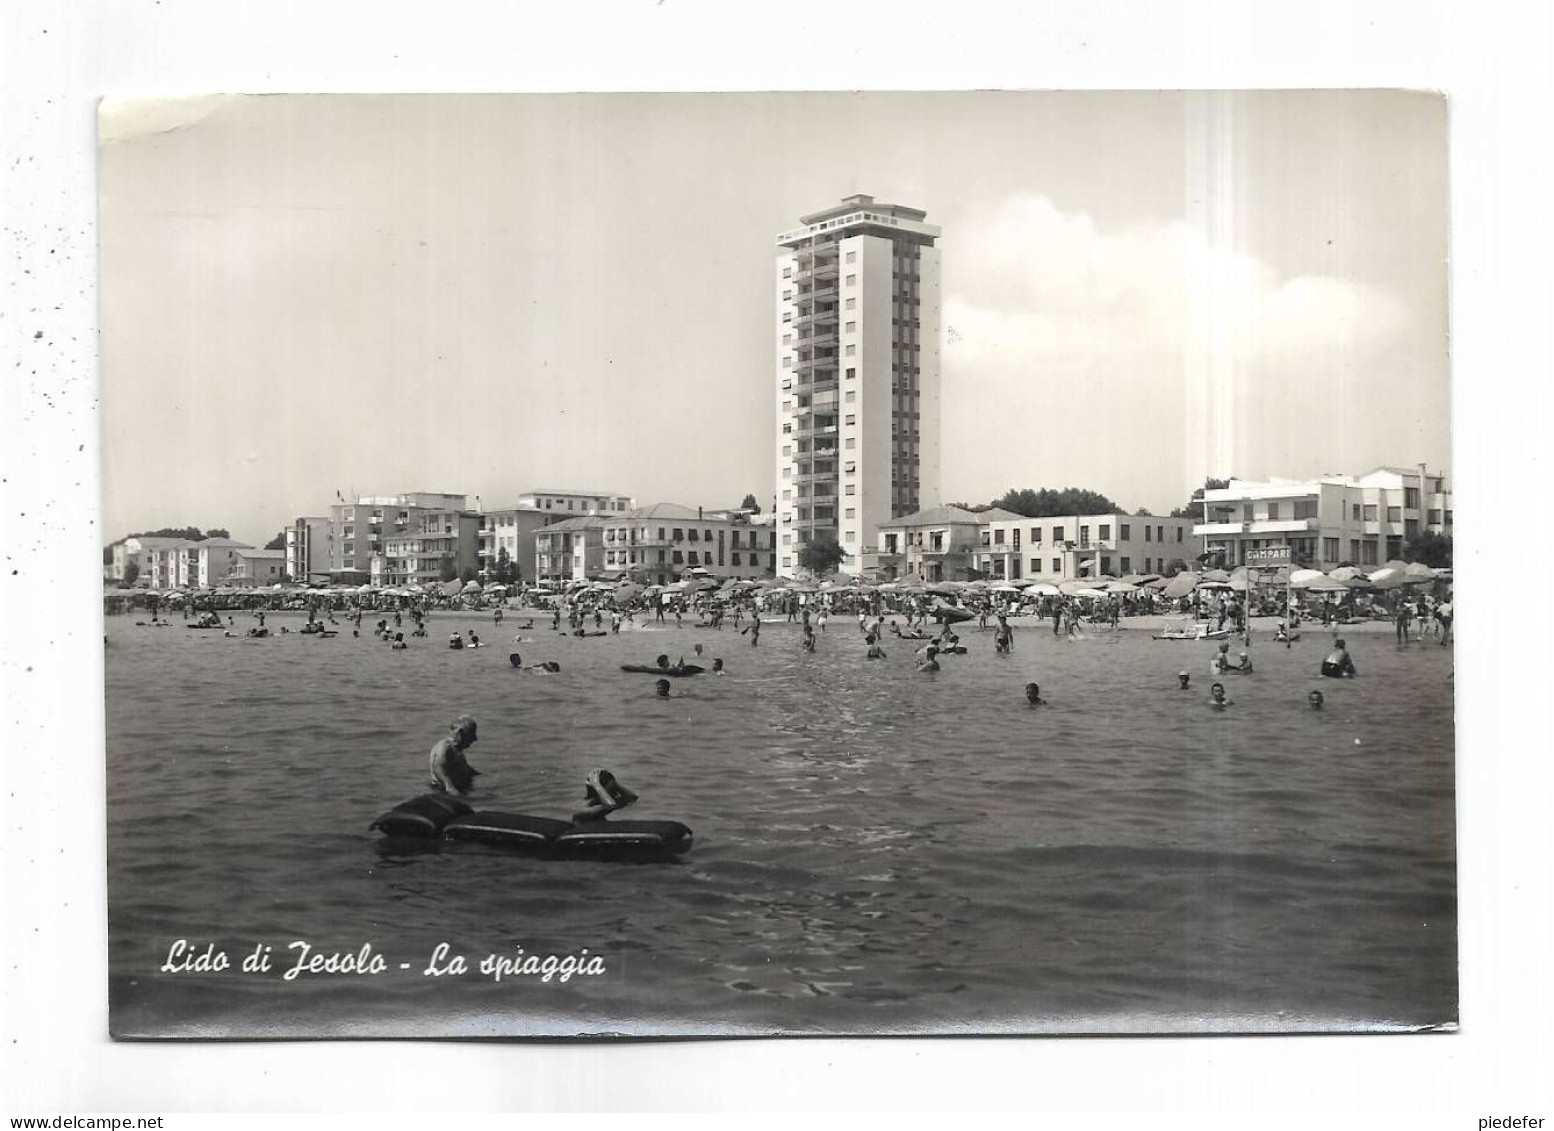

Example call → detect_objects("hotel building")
774 194 941 577
599 503 777 586
513 489 635 517
328 492 470 581
975 512 1198 581
285 517 332 584
1194 466 1452 569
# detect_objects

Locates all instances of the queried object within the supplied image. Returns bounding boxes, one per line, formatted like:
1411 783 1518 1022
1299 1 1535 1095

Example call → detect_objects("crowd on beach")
114 568 1451 815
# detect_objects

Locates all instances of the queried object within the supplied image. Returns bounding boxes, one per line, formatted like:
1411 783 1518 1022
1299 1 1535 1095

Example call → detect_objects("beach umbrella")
1291 571 1350 591
1367 567 1408 590
1162 572 1201 598
613 583 643 602
1073 588 1108 599
1329 566 1366 581
1057 580 1093 596
1201 569 1230 582
1104 580 1139 595
1142 577 1170 590
1197 580 1233 591
1404 562 1437 582
1026 582 1061 596
992 583 1022 594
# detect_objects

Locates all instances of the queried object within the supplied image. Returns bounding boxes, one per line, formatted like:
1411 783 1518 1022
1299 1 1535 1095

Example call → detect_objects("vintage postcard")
99 91 1454 1038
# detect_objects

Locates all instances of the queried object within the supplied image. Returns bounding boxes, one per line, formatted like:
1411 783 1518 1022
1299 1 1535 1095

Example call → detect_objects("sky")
99 91 1450 546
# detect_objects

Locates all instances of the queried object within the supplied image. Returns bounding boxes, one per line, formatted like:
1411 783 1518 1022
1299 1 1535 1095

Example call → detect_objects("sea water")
105 613 1456 1036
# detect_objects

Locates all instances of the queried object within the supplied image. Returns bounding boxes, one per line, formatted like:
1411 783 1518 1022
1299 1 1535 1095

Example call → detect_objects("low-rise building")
110 536 190 587
1193 466 1451 569
175 537 255 588
229 548 287 587
598 503 777 586
513 489 635 517
975 511 1197 580
476 505 557 583
329 493 469 578
534 516 606 583
875 506 983 582
378 509 481 587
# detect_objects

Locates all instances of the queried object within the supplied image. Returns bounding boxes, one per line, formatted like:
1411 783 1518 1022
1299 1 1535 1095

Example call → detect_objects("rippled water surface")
106 612 1456 1037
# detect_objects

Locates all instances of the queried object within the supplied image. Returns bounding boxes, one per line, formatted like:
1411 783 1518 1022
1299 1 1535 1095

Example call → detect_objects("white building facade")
1194 466 1452 569
513 489 635 517
974 512 1198 580
774 194 941 577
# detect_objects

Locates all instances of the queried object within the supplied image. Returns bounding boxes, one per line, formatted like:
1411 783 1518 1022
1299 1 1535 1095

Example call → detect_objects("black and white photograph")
96 90 1457 1039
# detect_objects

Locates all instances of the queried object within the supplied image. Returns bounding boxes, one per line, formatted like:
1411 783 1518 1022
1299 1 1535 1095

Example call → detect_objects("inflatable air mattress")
620 664 704 676
371 794 692 860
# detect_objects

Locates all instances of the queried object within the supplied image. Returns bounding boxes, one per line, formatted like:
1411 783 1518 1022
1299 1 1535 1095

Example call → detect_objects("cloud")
943 193 1410 368
938 194 1423 507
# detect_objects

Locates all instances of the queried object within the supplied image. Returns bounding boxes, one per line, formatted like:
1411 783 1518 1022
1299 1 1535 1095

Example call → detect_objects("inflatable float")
370 794 693 860
620 663 704 676
931 604 974 624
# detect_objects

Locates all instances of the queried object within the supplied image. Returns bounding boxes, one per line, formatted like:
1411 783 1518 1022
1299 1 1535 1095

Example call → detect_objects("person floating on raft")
571 769 640 823
1321 639 1357 679
428 715 481 795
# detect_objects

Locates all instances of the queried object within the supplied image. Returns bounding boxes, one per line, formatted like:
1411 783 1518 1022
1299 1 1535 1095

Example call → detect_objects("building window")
845 508 856 519
845 321 856 333
1053 526 1064 542
1404 487 1420 508
1052 558 1061 574
1176 527 1182 542
1428 509 1442 525
845 274 857 286
782 266 792 278
845 462 856 473
782 334 792 345
1349 540 1360 562
845 344 856 357
844 414 856 425
731 552 742 566
1120 557 1131 573
1099 523 1111 540
845 251 857 263
1360 540 1378 565
672 551 683 564
845 390 857 403
1324 537 1340 561
782 445 792 456
844 485 855 496
845 298 856 311
1266 502 1281 520
1119 524 1130 540
1294 499 1318 519
1386 506 1402 522
845 438 856 450
1144 526 1152 542
1363 504 1378 521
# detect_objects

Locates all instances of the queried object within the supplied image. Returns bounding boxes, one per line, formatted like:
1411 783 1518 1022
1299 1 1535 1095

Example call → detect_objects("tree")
493 546 518 585
990 487 1123 518
264 532 287 550
797 535 847 576
1162 559 1190 577
122 561 140 586
438 554 458 583
740 493 761 514
460 566 479 584
1170 477 1232 519
1404 531 1453 569
204 528 231 539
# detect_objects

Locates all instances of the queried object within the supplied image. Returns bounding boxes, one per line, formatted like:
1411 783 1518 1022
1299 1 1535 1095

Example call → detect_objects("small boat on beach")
1152 618 1233 641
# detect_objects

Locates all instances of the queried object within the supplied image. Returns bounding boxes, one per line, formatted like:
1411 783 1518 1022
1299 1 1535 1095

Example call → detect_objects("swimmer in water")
916 645 941 673
865 640 887 660
468 631 481 648
693 643 704 657
391 632 407 650
1024 682 1047 706
508 653 560 673
1308 689 1325 710
1178 671 1191 691
571 769 640 824
1236 651 1253 673
711 658 725 675
654 678 684 698
1211 641 1232 674
1321 639 1357 678
448 633 464 650
428 715 481 794
1209 682 1232 710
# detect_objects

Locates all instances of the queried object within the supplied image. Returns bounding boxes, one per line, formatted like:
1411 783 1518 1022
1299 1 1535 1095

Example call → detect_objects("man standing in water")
428 715 481 795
